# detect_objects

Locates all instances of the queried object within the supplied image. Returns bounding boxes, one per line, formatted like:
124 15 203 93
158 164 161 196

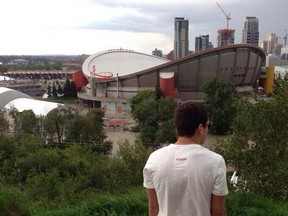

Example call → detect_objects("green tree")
63 78 71 97
70 81 78 97
52 82 57 98
130 89 177 148
63 79 77 98
203 76 239 134
65 108 112 154
0 110 9 136
0 136 19 183
57 84 64 96
47 85 52 98
130 90 156 115
106 140 153 192
44 106 77 144
65 113 84 143
81 108 112 154
18 110 39 135
155 85 164 100
216 79 288 200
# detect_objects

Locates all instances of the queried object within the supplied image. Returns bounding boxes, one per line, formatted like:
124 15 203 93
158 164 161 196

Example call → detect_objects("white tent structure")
5 98 61 116
0 76 13 81
0 87 62 116
0 87 32 108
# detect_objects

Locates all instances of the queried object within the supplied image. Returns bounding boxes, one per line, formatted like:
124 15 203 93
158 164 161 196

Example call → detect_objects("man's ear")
198 123 206 135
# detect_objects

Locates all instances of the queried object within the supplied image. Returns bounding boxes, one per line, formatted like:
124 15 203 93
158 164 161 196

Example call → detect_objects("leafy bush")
30 188 148 216
226 191 288 216
0 185 30 216
217 79 288 200
130 89 177 148
203 76 239 134
105 140 153 193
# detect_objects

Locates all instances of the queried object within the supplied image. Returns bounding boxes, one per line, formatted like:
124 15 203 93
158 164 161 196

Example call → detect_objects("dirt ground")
105 127 228 154
105 128 138 154
71 103 228 153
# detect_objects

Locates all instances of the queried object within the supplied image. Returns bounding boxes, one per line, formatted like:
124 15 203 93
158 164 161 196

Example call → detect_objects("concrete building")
264 46 288 66
0 79 43 97
174 17 189 59
280 46 288 65
266 54 281 67
260 40 269 55
217 29 235 47
195 35 210 52
260 33 282 56
75 44 265 117
242 17 259 46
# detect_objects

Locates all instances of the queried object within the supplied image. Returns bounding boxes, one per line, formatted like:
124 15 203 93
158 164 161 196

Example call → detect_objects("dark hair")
175 101 208 136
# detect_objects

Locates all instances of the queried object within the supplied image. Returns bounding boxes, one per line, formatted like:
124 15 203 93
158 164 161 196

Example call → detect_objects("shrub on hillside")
203 76 239 134
0 185 30 216
105 140 153 193
226 191 288 216
216 79 288 200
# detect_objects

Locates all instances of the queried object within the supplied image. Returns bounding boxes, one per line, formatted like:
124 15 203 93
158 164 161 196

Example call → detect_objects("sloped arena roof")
0 87 61 116
82 49 170 79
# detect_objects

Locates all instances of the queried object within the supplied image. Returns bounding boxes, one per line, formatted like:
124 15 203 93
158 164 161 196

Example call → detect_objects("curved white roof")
82 49 170 79
0 87 12 94
0 87 32 108
5 98 61 116
0 76 13 81
0 87 61 116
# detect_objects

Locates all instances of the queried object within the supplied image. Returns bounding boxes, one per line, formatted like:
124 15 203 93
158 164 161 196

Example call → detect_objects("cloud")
0 0 287 55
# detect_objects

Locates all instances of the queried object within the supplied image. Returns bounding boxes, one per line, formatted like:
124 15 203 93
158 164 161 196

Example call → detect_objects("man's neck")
175 136 202 145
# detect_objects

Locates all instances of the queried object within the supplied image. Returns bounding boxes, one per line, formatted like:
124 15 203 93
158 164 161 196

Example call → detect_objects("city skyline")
0 0 287 55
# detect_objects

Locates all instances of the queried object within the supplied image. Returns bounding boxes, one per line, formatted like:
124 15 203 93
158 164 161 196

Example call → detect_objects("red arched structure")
72 70 88 91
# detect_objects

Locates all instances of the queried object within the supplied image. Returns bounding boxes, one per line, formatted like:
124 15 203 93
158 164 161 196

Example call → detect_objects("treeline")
46 79 78 98
1 77 288 215
0 106 153 215
0 55 81 73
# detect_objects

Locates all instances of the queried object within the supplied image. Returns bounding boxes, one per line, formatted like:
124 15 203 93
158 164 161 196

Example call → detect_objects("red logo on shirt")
176 158 186 161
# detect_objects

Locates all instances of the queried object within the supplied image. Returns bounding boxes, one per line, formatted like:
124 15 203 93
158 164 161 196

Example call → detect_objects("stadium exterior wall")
78 44 265 117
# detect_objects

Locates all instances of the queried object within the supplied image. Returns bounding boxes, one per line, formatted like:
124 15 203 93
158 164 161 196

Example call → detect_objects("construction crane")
216 2 231 30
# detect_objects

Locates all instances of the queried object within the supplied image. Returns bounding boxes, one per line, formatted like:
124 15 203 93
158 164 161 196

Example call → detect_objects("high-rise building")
217 29 235 47
174 17 189 59
260 33 283 56
152 48 163 57
195 35 209 52
260 40 269 55
242 17 259 46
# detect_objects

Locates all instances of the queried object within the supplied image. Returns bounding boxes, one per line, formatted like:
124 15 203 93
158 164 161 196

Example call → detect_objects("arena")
75 44 265 117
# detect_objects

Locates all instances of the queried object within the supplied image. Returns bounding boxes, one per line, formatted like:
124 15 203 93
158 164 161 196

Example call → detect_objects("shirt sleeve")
143 157 155 189
212 156 229 196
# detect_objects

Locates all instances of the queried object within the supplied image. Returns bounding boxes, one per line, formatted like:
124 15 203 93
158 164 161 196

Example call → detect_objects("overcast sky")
0 0 287 55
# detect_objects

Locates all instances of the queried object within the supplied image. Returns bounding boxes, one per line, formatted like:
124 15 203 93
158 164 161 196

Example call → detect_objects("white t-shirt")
143 144 228 216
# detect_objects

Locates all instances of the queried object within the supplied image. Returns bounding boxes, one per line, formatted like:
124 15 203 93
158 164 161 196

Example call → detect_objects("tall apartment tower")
174 17 189 59
260 33 283 56
195 35 210 52
217 29 235 47
242 16 259 46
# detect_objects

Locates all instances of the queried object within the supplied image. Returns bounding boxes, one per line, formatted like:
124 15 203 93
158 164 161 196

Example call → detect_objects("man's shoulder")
148 144 174 159
151 144 171 154
199 146 224 161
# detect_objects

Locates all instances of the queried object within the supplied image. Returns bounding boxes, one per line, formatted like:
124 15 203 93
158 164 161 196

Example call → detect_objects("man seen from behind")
143 101 228 216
